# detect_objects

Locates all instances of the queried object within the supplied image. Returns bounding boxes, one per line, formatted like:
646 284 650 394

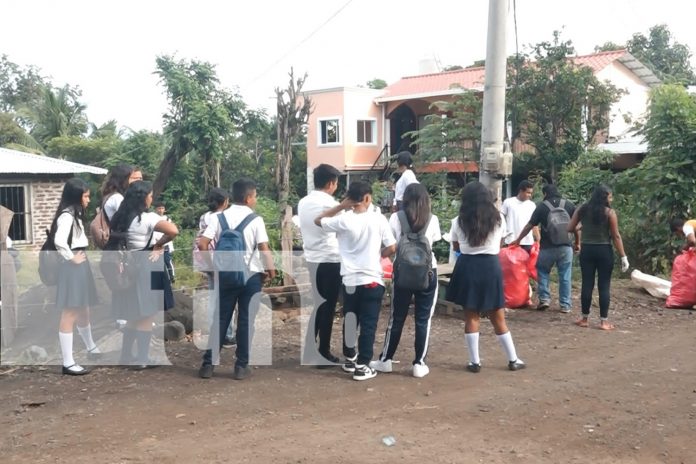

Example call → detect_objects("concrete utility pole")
479 0 509 205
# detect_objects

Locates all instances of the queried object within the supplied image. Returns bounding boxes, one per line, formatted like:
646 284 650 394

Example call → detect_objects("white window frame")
356 118 377 145
317 117 342 146
0 183 32 244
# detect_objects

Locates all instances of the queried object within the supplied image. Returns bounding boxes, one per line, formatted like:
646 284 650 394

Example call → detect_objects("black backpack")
393 211 433 291
99 230 153 292
38 222 73 286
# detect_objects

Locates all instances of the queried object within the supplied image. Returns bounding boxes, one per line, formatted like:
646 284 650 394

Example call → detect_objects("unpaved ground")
1 280 695 464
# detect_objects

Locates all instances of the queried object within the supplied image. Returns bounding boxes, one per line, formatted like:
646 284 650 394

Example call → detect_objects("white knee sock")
77 324 98 352
465 332 480 364
497 331 518 362
59 331 75 367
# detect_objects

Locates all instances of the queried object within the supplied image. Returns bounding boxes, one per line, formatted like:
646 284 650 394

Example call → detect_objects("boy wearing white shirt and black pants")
298 164 343 365
198 178 276 380
501 180 538 252
315 181 397 381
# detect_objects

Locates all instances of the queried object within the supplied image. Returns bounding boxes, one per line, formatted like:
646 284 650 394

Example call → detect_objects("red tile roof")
419 161 479 173
378 49 632 102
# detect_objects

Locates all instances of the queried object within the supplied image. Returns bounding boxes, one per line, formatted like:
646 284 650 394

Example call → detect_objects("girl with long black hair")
446 181 525 373
109 181 178 368
52 178 99 375
372 183 441 378
568 184 628 330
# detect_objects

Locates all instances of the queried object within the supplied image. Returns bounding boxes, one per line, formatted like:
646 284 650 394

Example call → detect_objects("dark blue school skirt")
445 253 504 312
55 249 98 310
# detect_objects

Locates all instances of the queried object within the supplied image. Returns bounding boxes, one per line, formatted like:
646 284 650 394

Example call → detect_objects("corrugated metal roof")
0 147 108 175
376 50 661 102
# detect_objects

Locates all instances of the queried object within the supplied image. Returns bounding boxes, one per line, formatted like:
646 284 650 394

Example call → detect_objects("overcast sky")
2 0 694 132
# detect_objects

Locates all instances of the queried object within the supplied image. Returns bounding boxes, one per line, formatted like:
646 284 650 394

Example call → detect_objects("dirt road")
2 281 695 463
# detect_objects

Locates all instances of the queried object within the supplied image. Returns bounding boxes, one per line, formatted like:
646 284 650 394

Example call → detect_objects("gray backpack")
393 211 433 291
543 199 572 245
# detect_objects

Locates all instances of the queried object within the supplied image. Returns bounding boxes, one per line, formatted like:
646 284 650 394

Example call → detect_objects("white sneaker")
412 363 430 378
369 358 392 373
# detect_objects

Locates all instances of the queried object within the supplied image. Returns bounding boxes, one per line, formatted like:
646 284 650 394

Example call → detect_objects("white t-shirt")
297 190 340 263
103 193 124 222
152 214 174 251
501 196 536 245
320 210 396 287
389 212 442 264
126 212 161 250
54 211 89 260
450 214 507 255
393 169 418 204
203 204 270 274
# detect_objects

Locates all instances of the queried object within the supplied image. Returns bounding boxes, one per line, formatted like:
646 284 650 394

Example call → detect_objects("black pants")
307 262 341 355
342 284 385 365
378 269 438 365
579 244 614 319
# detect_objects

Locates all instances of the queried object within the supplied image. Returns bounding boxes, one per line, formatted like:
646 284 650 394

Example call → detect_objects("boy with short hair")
198 178 276 380
315 181 396 381
670 218 696 250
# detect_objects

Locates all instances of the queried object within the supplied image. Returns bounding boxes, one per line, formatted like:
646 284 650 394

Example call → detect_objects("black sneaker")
536 302 550 311
199 364 214 379
352 364 377 381
233 365 251 380
223 336 237 348
508 359 526 371
466 362 481 373
342 355 358 373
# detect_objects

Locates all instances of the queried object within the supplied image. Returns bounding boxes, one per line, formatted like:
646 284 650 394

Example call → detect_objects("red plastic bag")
666 248 696 308
381 256 393 280
527 242 540 281
499 245 532 308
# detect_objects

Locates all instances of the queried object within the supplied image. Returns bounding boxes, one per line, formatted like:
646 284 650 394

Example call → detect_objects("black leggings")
579 244 614 319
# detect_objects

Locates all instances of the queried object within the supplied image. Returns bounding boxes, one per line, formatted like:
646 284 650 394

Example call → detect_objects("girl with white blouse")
52 178 99 375
109 181 178 369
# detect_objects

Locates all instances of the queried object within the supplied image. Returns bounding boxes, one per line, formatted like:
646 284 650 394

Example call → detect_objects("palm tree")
24 85 88 146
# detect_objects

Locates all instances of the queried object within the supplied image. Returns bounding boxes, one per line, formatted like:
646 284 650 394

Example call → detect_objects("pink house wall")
304 87 383 171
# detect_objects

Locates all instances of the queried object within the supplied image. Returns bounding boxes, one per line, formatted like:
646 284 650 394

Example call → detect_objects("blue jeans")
205 274 235 340
342 283 385 366
202 273 263 368
536 246 573 309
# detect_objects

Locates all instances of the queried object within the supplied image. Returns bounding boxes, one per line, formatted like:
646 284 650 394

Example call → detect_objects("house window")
0 185 30 242
357 120 376 144
318 118 341 145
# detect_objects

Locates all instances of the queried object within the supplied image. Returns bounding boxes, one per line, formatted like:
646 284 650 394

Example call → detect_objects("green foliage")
557 149 616 203
24 85 89 146
509 31 622 182
419 172 461 262
406 88 481 163
627 24 696 85
46 134 121 165
0 54 47 114
366 78 387 89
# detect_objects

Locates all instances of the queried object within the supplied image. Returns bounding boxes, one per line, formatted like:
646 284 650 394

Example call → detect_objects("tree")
406 87 481 164
594 42 623 53
509 32 621 182
24 84 88 147
0 55 47 114
444 65 465 71
152 55 244 198
0 112 43 152
366 78 387 89
626 24 696 84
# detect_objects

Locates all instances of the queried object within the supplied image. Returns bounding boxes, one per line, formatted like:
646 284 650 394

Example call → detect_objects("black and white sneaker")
352 364 377 381
508 359 526 371
342 355 357 373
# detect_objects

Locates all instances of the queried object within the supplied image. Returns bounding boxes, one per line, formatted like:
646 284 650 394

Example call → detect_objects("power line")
246 0 354 86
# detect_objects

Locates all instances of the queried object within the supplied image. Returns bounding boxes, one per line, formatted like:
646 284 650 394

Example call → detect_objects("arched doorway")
389 104 417 155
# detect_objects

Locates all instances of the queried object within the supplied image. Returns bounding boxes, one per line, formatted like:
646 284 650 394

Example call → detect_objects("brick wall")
29 179 67 250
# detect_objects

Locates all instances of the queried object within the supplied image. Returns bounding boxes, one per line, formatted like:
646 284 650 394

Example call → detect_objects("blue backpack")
214 212 258 289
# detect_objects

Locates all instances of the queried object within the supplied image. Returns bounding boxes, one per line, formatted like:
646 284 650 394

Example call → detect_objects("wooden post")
281 205 295 286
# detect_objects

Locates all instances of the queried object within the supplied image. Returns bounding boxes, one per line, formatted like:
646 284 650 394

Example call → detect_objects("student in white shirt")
392 151 419 212
100 164 141 222
372 183 441 378
315 181 397 381
109 181 179 369
198 178 276 381
298 164 343 366
52 178 99 375
501 180 538 252
446 181 525 374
